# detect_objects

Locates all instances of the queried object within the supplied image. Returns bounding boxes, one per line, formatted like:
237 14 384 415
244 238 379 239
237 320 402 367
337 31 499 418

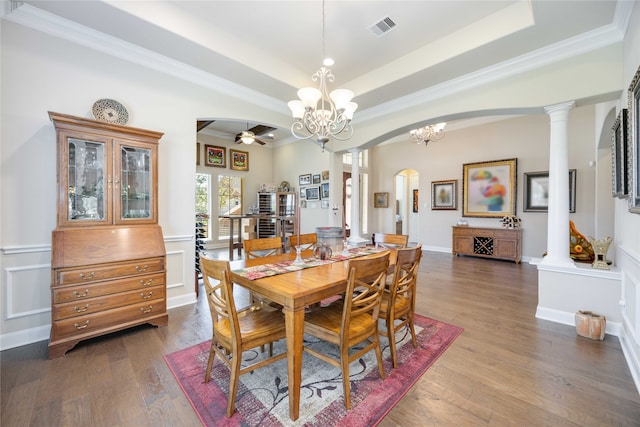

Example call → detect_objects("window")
343 151 368 236
195 173 210 238
217 175 243 240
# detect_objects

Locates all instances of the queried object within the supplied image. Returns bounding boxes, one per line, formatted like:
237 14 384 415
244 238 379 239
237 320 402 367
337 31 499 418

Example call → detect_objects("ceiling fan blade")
254 138 266 145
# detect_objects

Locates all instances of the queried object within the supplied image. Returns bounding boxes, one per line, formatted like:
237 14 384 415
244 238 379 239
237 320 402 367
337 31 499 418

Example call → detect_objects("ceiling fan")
235 124 276 145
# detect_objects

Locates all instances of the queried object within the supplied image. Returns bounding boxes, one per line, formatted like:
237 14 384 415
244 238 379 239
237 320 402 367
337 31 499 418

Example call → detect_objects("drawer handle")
79 272 95 280
140 291 153 299
74 304 89 313
74 320 89 330
140 306 153 314
140 279 153 287
72 289 89 298
136 265 149 273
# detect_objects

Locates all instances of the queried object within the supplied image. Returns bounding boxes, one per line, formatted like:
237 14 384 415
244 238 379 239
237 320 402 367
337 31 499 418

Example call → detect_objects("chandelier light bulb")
409 122 447 147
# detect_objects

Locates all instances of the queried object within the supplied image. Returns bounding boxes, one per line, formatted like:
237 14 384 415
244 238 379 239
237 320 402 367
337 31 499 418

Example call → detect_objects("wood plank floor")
2 251 639 426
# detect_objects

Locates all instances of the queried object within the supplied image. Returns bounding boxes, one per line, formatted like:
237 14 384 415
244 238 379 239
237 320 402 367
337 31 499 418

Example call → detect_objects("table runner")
232 246 385 280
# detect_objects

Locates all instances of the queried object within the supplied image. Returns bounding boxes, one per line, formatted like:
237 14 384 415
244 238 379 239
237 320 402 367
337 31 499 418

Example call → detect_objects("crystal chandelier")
409 123 446 146
288 0 357 151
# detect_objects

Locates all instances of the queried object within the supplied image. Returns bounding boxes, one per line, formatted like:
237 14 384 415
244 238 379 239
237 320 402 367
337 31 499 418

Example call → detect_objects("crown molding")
3 3 288 115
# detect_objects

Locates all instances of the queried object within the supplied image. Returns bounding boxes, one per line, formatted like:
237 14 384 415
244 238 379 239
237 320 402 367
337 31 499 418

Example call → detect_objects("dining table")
228 245 395 421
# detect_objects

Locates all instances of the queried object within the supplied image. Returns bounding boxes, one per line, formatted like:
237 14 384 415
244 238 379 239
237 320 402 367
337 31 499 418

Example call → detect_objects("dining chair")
242 236 284 305
303 251 390 410
373 232 408 249
200 255 287 417
243 236 283 259
288 232 318 252
378 244 422 369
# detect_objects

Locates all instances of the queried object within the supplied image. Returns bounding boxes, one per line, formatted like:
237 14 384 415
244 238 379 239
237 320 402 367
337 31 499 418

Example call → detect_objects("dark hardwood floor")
2 251 639 426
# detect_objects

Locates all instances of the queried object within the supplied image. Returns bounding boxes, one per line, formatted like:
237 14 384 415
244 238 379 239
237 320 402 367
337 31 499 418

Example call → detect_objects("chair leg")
373 334 386 380
408 315 418 348
204 342 216 383
386 317 399 369
340 347 352 410
226 352 242 417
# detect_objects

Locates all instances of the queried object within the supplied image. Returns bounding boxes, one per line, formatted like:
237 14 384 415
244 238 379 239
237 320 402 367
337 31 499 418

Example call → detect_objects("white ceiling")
15 0 631 143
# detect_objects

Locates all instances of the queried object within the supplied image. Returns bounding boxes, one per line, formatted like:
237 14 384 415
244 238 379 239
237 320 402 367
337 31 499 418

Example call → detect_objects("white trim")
1 244 51 255
163 234 193 243
167 293 196 310
535 305 622 337
537 260 623 280
0 324 50 351
619 327 640 395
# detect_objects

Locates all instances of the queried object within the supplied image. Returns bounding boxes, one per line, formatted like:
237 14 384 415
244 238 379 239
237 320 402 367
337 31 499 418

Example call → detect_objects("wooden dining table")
229 247 395 421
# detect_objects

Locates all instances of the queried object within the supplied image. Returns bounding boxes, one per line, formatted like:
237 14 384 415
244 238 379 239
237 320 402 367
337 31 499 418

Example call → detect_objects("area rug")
164 314 462 427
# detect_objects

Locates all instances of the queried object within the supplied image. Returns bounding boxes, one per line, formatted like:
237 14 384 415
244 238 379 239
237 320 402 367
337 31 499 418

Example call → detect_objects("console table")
452 226 522 263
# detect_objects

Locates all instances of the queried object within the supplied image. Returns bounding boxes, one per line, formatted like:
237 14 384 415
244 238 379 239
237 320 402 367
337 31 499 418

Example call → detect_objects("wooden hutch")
48 112 168 358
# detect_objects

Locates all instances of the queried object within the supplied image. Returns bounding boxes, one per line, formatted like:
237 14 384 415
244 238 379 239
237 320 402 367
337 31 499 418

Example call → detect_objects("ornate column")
540 101 576 268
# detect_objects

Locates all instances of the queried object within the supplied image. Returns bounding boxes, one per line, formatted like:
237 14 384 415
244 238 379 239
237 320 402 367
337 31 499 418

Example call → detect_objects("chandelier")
288 0 357 151
409 123 446 146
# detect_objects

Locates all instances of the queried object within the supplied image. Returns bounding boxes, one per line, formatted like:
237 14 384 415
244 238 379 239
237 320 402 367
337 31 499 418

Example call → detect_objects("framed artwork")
312 174 321 184
322 170 330 181
628 65 640 213
413 189 419 212
431 180 457 210
321 200 329 209
197 143 200 166
611 109 628 198
300 187 306 199
463 158 517 217
229 149 248 171
374 192 389 208
321 182 329 199
523 169 576 212
205 144 226 168
306 186 320 201
299 174 311 186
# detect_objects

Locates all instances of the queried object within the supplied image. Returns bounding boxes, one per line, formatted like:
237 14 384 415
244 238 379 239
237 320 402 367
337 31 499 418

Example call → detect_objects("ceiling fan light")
329 88 354 111
240 130 255 144
241 136 254 144
288 100 305 119
297 87 322 109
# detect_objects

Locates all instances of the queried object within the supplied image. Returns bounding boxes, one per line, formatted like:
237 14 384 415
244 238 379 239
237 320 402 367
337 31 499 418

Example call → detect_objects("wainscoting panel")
618 245 640 394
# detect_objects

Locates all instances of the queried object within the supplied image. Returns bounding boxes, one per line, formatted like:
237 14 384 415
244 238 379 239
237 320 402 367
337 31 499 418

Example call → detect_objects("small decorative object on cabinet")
588 236 612 270
575 310 606 340
48 112 168 358
452 225 521 263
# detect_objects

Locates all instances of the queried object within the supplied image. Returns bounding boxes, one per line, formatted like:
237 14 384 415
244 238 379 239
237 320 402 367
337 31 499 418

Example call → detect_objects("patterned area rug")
164 315 462 426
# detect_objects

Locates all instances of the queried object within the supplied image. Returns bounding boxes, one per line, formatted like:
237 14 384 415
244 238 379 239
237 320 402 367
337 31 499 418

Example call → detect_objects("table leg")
285 306 304 421
237 218 243 258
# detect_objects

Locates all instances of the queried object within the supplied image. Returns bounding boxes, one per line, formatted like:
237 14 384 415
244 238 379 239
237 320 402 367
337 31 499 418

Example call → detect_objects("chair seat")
379 292 410 314
305 303 377 340
216 309 286 342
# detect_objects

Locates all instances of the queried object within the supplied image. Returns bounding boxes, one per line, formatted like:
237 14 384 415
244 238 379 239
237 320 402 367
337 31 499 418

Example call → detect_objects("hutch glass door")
119 145 152 220
67 138 107 222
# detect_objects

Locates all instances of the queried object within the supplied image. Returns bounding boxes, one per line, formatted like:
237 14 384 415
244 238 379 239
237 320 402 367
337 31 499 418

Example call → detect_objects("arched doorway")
394 169 419 242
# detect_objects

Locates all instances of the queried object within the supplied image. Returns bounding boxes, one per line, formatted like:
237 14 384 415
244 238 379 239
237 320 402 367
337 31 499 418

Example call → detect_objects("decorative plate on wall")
91 98 129 125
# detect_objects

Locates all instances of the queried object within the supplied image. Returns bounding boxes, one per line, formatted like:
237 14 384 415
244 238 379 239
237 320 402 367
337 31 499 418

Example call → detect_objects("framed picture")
299 174 311 186
431 180 457 210
197 143 200 166
463 158 517 217
229 149 248 171
205 144 226 168
413 189 419 212
374 192 389 208
312 174 321 184
322 170 330 181
321 182 329 199
306 186 320 201
321 200 329 209
523 169 576 212
611 109 628 198
300 187 306 199
628 64 640 213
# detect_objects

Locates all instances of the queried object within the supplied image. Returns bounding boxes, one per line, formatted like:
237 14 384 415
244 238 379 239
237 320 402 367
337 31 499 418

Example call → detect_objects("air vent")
368 16 396 37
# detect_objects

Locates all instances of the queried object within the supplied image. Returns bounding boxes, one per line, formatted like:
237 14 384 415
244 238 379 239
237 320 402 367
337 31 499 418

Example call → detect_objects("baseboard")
0 324 50 351
0 295 198 352
619 329 640 394
535 305 622 337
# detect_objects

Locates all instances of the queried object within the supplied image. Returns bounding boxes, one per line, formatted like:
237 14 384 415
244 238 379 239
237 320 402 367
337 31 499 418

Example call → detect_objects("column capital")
544 101 575 115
